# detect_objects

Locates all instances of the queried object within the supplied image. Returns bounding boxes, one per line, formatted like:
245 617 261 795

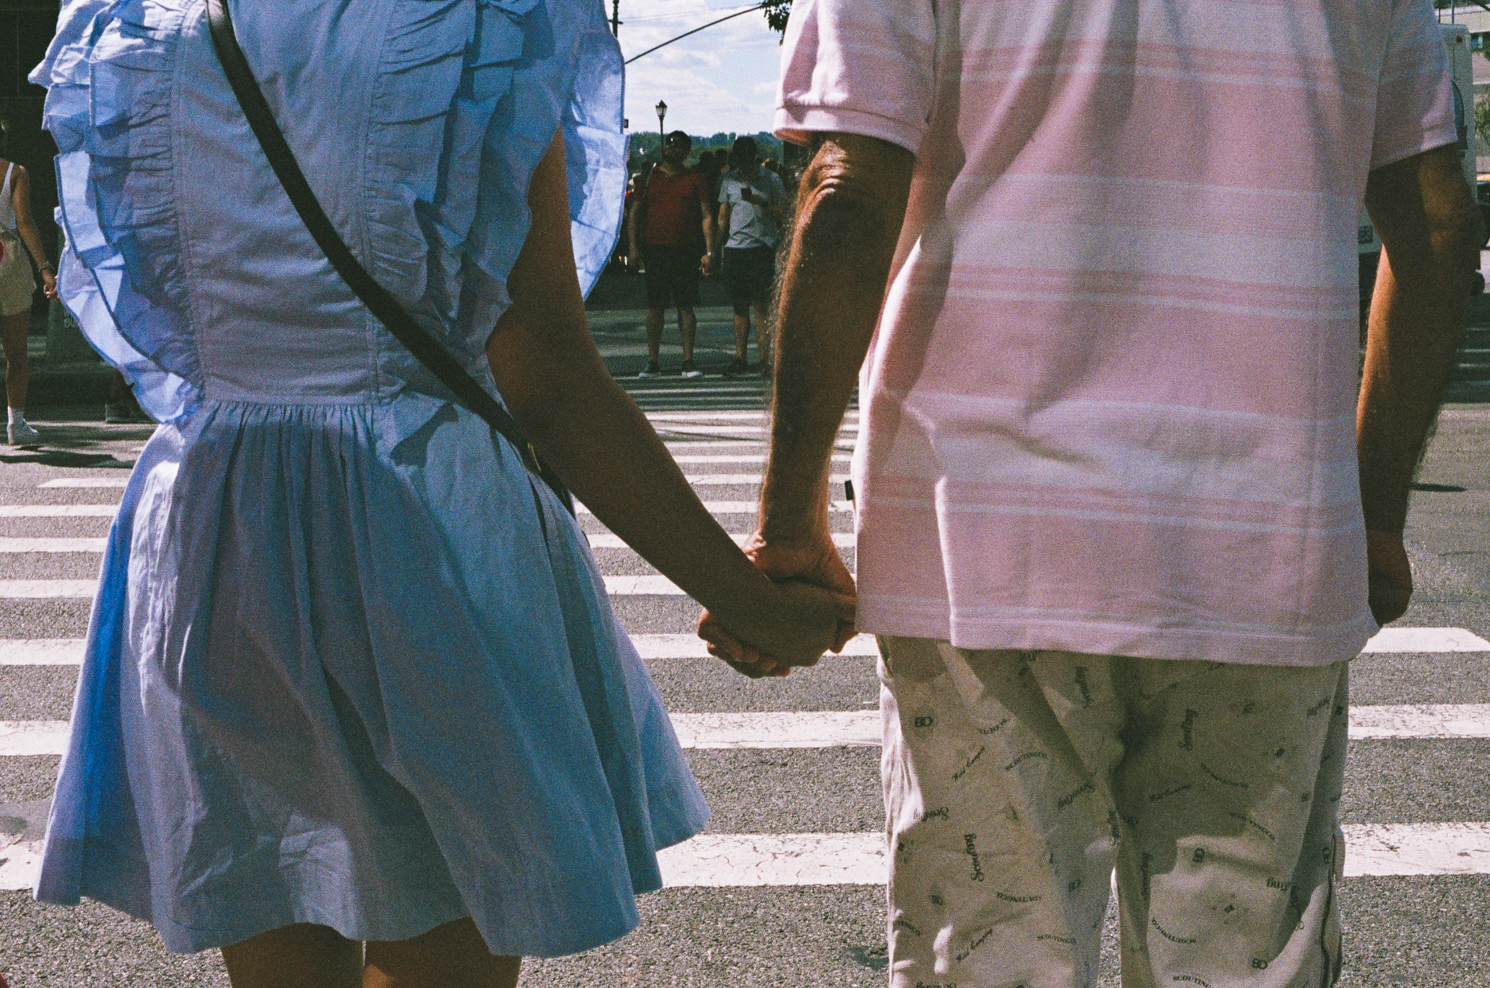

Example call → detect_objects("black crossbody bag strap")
204 0 574 516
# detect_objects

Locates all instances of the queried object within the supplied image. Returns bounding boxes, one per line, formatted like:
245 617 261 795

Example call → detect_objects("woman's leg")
364 918 520 988
2 310 28 411
221 923 364 988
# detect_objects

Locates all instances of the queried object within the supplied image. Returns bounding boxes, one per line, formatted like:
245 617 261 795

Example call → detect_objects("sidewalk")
9 269 1490 405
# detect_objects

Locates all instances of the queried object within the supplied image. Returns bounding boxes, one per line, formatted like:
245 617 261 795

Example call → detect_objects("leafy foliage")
1478 93 1490 148
761 0 792 35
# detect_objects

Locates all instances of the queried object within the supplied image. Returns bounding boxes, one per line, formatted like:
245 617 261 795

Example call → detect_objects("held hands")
1366 529 1412 626
698 530 859 677
41 269 58 301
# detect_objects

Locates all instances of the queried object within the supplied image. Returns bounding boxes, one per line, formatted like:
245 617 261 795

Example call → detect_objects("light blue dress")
28 0 708 958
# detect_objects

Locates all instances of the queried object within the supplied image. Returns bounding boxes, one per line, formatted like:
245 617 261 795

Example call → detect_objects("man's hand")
1366 530 1412 626
697 528 857 674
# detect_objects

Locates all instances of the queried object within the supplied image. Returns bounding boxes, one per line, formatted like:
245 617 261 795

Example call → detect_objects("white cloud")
614 0 784 136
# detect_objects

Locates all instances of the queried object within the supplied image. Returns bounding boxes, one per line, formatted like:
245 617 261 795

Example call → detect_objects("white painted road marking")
1363 627 1490 652
0 581 97 599
0 538 109 553
2 629 1484 666
577 500 851 517
668 704 1490 748
3 824 1486 892
9 706 1487 756
0 720 69 756
584 532 856 550
0 505 117 517
0 822 1483 893
668 454 852 464
0 639 85 665
39 478 130 488
681 474 852 486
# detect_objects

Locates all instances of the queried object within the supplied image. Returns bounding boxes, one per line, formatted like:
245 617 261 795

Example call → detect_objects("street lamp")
655 99 667 153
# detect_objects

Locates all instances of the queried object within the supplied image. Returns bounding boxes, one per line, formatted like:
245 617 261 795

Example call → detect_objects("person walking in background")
0 151 57 446
703 0 1480 985
714 136 786 377
628 131 716 378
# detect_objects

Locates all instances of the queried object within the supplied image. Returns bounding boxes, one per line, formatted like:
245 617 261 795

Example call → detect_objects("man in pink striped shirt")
702 0 1481 984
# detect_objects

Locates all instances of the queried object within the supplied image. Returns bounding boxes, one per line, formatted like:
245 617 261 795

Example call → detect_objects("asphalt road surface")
2 363 1489 986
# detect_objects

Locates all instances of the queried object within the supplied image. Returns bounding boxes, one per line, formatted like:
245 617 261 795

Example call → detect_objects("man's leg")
880 638 1123 988
679 307 697 362
1110 659 1348 988
732 304 751 363
644 308 665 364
751 301 772 369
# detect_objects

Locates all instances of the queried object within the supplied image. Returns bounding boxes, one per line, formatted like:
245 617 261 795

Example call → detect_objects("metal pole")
611 0 620 38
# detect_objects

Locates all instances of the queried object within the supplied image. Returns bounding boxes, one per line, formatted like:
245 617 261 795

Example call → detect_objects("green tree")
761 0 791 35
1477 92 1490 149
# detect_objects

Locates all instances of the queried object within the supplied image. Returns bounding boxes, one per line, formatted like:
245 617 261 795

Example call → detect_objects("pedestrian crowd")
13 0 1482 987
624 133 796 379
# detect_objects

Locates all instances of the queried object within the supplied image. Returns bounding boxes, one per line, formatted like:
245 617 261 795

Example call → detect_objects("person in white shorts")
0 147 59 445
701 0 1482 985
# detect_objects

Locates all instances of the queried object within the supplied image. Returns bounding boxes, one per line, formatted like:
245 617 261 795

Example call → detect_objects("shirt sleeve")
773 0 938 156
1371 0 1457 170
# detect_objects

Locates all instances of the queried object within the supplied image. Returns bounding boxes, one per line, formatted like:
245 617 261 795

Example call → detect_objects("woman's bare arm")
9 167 57 299
484 130 849 669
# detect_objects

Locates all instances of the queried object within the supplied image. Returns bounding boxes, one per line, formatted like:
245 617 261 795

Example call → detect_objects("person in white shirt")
713 136 787 377
0 135 59 446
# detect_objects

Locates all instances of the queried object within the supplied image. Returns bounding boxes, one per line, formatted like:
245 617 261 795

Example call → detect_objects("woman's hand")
41 268 58 301
699 578 855 678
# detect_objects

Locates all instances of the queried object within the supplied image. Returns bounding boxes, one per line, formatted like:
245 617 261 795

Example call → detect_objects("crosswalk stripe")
579 500 851 517
1 628 1483 666
0 505 117 517
0 577 705 599
6 705 1488 757
0 639 85 665
38 478 129 489
1362 627 1490 652
4 823 1486 892
0 538 109 553
584 532 856 550
668 454 852 464
0 581 96 598
658 825 1490 884
645 411 858 422
0 720 69 755
682 474 852 486
667 705 1490 748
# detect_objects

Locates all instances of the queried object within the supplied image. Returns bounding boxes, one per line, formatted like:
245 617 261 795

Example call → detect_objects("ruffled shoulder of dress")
32 0 201 423
365 0 626 353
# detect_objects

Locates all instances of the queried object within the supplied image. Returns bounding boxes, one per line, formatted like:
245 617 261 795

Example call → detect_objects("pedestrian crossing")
2 400 1489 910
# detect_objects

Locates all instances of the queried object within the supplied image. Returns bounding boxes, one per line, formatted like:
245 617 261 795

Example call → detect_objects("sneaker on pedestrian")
637 360 662 378
7 418 40 446
680 359 702 379
723 358 749 377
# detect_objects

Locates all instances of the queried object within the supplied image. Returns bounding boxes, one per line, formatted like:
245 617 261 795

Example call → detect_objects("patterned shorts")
880 637 1347 988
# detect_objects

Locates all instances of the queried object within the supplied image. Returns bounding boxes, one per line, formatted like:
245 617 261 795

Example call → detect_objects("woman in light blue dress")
28 0 846 984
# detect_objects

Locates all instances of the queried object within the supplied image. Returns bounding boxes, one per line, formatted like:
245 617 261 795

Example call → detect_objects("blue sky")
615 0 786 138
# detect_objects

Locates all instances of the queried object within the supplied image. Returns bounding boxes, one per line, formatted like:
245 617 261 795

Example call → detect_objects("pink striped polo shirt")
775 0 1456 665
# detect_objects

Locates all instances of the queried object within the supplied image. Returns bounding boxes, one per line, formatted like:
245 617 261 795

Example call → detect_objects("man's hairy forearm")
760 134 915 542
1358 147 1483 534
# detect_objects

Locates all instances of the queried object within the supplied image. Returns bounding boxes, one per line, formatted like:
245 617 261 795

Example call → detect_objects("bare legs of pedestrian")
221 918 521 988
2 310 37 444
732 302 772 370
646 307 698 366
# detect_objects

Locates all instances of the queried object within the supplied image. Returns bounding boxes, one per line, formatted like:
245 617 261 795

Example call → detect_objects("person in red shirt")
627 132 717 378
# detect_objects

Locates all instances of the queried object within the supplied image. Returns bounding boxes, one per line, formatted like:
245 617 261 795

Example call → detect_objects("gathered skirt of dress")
34 392 709 957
